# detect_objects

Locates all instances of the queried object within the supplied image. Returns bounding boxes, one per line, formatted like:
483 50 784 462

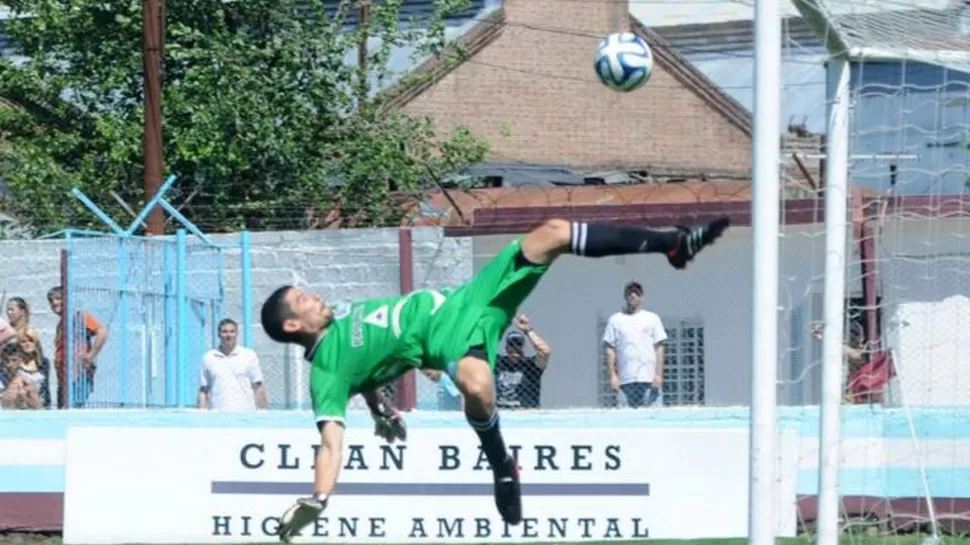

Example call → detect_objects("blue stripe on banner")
5 406 970 439
0 466 64 493
796 467 970 498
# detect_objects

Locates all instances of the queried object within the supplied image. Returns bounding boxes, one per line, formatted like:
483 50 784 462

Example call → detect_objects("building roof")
382 7 754 139
412 177 819 228
630 0 956 29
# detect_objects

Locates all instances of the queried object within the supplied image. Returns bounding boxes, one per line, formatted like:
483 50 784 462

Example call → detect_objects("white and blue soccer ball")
594 32 654 92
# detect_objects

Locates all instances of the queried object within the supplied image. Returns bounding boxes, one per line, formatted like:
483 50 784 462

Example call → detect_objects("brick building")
384 0 755 180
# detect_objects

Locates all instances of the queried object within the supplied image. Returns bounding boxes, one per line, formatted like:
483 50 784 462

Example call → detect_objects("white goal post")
750 1 970 544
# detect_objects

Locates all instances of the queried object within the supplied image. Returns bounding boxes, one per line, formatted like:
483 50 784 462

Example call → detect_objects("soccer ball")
593 32 654 92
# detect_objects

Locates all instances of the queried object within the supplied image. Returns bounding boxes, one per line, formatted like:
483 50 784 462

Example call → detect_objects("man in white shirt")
199 318 268 411
603 281 667 408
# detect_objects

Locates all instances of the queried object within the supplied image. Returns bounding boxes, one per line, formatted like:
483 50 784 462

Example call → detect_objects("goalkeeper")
260 216 730 542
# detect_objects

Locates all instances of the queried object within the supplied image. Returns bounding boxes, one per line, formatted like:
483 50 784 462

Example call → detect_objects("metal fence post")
241 230 253 348
176 229 188 407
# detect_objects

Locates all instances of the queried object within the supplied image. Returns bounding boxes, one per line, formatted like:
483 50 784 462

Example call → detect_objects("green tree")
0 0 489 234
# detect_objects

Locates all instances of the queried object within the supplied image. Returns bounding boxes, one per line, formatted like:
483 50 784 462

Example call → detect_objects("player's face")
219 323 238 346
282 288 334 336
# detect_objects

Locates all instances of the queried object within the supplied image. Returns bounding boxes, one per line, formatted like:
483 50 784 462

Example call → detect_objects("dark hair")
7 297 29 321
624 281 643 296
261 285 298 344
47 286 63 299
2 343 26 363
218 318 238 330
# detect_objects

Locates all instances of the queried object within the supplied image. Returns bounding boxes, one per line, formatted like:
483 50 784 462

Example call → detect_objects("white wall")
879 217 970 406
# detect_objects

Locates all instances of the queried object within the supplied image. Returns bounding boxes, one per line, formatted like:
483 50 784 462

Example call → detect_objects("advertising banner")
64 426 798 543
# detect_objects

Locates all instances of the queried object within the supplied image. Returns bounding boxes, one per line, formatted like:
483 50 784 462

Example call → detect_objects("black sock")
570 222 679 258
467 410 510 474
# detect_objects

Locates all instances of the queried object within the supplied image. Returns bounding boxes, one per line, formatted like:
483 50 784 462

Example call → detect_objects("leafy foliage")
0 0 490 234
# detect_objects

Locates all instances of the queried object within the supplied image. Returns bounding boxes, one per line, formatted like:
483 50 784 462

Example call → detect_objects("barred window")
661 318 705 406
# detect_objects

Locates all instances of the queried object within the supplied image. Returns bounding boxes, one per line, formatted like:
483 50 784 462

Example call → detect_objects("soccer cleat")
278 496 327 543
666 216 730 270
494 457 523 525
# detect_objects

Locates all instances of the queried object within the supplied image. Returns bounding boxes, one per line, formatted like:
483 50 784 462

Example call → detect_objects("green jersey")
308 238 551 422
308 289 448 421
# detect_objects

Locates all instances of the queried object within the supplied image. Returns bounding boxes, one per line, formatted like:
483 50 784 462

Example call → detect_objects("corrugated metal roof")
849 60 970 195
631 0 956 28
675 47 829 134
359 0 500 91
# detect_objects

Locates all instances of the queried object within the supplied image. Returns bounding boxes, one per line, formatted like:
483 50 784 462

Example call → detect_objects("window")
661 318 706 406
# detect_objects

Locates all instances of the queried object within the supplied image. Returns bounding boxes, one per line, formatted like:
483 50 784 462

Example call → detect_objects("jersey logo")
392 289 447 338
363 306 389 328
351 305 365 348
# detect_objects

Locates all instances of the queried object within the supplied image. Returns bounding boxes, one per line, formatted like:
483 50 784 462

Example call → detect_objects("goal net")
784 0 970 541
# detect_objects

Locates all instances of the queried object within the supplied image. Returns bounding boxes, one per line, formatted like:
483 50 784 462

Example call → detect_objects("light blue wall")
3 405 970 499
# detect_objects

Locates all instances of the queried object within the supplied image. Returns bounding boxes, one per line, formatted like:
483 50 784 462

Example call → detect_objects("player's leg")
452 347 522 525
518 217 731 269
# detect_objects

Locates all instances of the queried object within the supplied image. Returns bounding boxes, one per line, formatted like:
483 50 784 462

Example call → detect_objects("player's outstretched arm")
363 389 407 443
315 420 345 496
277 421 345 543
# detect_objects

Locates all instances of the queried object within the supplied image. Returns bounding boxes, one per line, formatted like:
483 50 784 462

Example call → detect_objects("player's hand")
373 409 407 444
278 496 327 543
368 390 407 444
515 314 531 331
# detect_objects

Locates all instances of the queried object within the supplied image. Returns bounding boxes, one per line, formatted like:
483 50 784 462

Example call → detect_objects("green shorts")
423 238 549 374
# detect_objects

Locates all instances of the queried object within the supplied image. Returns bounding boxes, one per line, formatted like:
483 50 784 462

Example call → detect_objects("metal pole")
118 238 129 406
143 0 165 235
748 0 781 543
241 231 253 348
816 55 851 545
175 229 188 407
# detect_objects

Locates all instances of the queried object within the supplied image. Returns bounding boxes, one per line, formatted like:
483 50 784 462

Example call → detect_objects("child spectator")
1 344 43 410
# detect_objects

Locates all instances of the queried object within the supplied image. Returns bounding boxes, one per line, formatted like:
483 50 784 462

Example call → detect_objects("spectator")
17 330 51 408
1 344 43 410
811 321 868 402
198 318 267 411
48 287 108 409
603 281 667 408
496 314 551 410
5 297 38 348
